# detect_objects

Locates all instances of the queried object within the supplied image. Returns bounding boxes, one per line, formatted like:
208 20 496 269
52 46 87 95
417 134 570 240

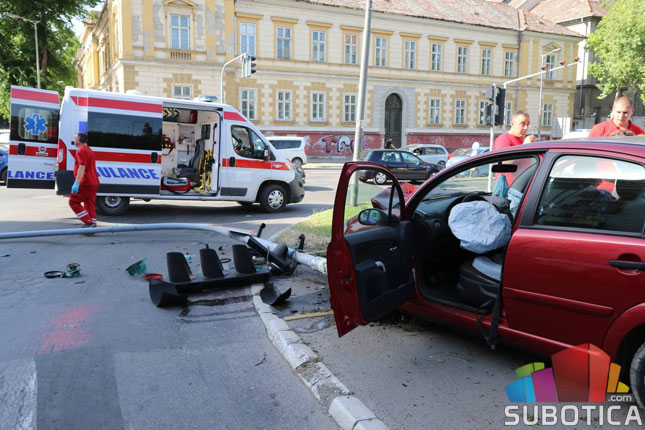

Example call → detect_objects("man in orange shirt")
589 96 644 137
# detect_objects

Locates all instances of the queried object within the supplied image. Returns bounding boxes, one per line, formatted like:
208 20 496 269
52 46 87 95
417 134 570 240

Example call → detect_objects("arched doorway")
384 93 402 148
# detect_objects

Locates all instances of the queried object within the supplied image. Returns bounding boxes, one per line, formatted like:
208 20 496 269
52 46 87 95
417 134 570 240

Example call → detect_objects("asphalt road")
0 163 343 430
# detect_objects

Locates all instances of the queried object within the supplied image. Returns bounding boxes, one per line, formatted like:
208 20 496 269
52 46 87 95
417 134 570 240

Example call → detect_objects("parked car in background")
266 136 307 167
0 147 7 185
409 144 449 166
446 146 490 176
359 149 443 184
0 129 8 185
328 136 645 409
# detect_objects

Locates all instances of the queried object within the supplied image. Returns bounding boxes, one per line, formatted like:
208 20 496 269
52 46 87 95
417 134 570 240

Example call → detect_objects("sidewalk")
250 265 389 430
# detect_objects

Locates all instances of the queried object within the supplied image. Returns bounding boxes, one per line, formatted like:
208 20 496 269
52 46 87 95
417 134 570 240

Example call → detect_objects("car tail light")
57 139 67 171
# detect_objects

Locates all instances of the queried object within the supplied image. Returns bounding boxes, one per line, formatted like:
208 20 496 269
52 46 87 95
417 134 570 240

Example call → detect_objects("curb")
251 286 389 430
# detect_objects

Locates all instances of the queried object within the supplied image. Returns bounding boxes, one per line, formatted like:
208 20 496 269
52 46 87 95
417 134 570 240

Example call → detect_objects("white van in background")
266 136 307 167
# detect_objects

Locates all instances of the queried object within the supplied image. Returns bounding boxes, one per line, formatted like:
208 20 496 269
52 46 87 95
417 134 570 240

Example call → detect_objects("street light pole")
537 47 560 140
6 13 41 88
353 0 372 162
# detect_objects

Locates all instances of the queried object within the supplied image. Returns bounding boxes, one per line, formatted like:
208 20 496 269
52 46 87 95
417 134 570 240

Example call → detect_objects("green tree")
587 0 645 104
0 1 99 120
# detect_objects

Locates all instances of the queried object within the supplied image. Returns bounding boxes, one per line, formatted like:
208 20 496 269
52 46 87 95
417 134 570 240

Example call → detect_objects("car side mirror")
263 149 270 160
358 208 388 226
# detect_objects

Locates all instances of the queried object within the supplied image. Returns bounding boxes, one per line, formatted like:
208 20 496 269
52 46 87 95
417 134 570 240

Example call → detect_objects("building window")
343 94 356 122
457 46 468 73
479 100 488 125
404 40 416 69
277 27 291 60
454 99 466 125
375 37 387 67
312 30 326 62
545 53 556 79
481 49 492 75
240 89 256 120
504 101 512 126
240 22 256 56
173 84 192 100
429 98 441 125
311 92 325 122
345 34 358 64
431 43 442 72
542 103 553 127
170 14 190 50
277 91 292 121
504 51 515 77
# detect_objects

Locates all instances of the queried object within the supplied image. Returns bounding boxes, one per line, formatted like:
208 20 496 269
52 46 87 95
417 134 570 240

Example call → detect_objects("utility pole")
503 55 580 139
220 53 247 104
6 13 40 88
537 48 560 140
352 0 372 162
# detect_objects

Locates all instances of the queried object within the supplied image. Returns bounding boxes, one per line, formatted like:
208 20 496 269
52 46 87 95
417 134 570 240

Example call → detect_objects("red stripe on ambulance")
11 88 60 104
9 145 57 157
71 96 162 113
223 111 247 122
69 149 162 164
222 158 289 170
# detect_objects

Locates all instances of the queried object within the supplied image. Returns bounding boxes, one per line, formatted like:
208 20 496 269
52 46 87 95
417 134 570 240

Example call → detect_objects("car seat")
176 139 205 183
448 200 512 307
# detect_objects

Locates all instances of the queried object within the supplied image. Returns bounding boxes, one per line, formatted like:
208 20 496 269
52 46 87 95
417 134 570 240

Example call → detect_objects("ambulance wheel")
259 184 287 213
237 201 254 207
292 158 303 168
96 196 130 216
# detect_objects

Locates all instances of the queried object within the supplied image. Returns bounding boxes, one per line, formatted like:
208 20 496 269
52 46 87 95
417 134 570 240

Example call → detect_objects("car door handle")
389 246 398 253
609 260 645 270
375 261 386 272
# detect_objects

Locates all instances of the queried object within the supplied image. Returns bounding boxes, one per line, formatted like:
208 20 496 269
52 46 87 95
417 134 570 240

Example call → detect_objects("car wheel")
96 196 130 216
428 169 439 178
374 172 388 185
292 158 303 168
237 201 254 207
630 342 645 410
259 184 287 213
0 167 6 185
438 160 446 167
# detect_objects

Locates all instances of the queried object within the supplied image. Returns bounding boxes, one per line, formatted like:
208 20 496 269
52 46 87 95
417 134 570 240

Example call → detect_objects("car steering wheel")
461 191 488 203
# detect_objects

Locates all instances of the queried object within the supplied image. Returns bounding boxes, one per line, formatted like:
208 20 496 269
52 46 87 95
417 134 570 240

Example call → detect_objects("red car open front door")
327 162 415 337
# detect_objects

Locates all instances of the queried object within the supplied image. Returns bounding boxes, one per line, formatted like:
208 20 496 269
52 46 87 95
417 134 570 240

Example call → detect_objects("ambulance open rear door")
7 86 60 189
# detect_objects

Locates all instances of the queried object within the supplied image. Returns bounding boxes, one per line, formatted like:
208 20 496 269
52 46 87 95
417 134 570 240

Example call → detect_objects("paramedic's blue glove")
71 183 79 194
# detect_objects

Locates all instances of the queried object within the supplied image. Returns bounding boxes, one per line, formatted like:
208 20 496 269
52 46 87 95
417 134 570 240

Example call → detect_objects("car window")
381 152 401 163
420 156 539 219
231 125 267 159
270 139 300 149
535 155 645 234
412 148 423 155
401 152 421 164
343 168 402 235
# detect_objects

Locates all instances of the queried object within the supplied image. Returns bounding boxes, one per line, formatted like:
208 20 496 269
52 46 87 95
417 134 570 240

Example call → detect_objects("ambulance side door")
7 86 60 189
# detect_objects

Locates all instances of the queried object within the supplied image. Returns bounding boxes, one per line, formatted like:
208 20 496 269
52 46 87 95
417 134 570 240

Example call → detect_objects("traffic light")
479 103 492 126
494 87 506 126
242 54 257 78
482 85 496 100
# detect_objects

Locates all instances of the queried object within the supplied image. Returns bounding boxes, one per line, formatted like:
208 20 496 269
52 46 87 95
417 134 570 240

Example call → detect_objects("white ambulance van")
7 86 305 215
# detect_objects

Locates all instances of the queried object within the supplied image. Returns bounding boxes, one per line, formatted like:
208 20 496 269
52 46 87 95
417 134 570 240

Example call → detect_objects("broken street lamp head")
574 56 580 62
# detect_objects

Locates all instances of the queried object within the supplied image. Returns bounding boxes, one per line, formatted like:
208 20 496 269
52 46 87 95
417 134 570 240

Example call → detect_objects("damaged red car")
327 137 645 407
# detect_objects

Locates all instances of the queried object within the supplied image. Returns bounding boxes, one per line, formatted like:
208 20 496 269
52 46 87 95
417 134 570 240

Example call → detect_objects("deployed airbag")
448 201 511 254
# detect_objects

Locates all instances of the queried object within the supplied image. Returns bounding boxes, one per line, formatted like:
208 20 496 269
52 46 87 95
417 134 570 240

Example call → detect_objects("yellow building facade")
76 0 582 157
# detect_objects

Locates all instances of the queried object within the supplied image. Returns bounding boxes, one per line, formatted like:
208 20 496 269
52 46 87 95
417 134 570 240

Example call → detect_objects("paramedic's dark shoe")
82 223 97 235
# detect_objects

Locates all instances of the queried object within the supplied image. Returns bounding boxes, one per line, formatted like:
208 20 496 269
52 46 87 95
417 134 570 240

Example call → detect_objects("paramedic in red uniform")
493 111 537 151
589 96 644 137
69 133 100 227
